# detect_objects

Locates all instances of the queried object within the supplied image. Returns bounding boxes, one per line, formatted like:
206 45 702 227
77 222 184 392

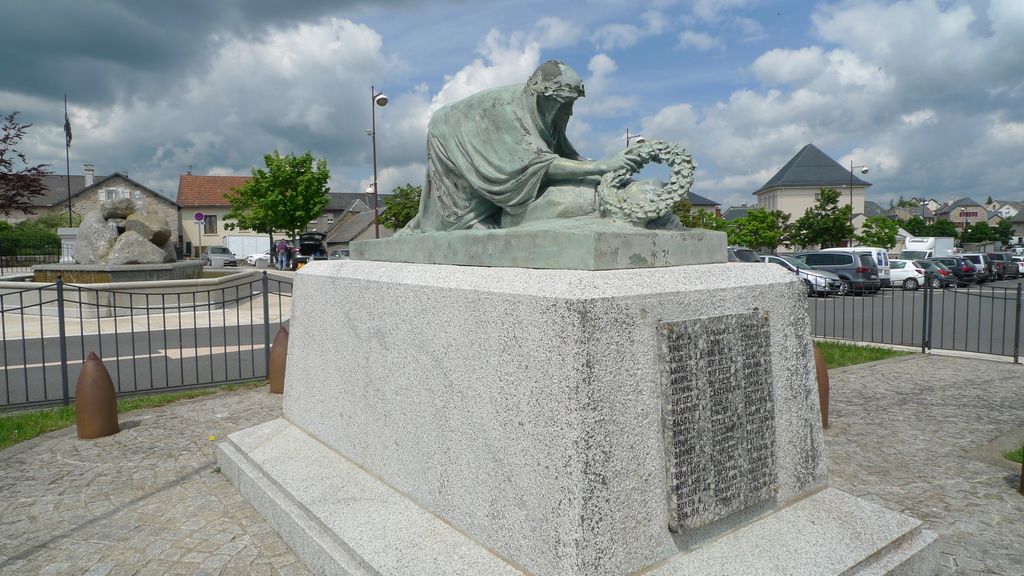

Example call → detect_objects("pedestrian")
276 238 289 271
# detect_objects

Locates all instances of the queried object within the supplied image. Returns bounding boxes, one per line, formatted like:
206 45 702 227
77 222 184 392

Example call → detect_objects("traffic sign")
194 212 205 222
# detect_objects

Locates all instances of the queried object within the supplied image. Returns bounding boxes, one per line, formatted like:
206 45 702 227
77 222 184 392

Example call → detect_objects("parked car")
328 249 350 260
247 250 271 266
888 259 925 290
927 256 977 286
291 232 328 270
960 253 992 283
727 246 760 262
986 252 1020 280
203 246 238 267
761 255 845 296
914 260 957 288
797 251 881 294
821 246 891 288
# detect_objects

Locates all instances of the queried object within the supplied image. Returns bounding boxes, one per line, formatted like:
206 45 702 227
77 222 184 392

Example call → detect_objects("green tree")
791 188 853 248
727 208 791 252
0 112 51 216
961 222 993 244
902 215 929 236
927 219 958 238
378 184 421 230
894 195 918 208
856 216 900 249
224 150 330 249
993 219 1015 245
671 200 728 231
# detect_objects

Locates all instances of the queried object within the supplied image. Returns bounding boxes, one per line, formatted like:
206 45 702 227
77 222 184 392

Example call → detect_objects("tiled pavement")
825 355 1024 576
1 354 1022 575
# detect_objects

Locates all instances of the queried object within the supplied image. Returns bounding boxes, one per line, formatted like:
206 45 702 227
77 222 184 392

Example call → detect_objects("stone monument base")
218 260 936 575
32 260 203 283
350 218 727 270
220 421 935 575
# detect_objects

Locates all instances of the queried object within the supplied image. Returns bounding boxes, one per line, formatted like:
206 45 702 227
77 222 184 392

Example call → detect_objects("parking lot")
808 278 1023 357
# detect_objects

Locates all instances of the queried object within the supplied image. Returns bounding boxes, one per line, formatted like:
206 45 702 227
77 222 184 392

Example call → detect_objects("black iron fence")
0 271 292 409
0 236 71 276
809 276 1023 361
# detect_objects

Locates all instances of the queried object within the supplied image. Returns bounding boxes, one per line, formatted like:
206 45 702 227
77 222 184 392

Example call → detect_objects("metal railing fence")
809 275 1023 361
0 236 71 276
0 271 292 409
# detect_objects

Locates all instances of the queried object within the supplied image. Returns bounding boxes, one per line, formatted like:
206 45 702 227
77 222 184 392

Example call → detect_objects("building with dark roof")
3 163 181 242
721 205 753 222
684 191 721 216
933 197 987 230
753 144 871 230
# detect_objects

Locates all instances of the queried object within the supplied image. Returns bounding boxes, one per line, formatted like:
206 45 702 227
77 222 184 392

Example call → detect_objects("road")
808 278 1022 357
1 321 286 407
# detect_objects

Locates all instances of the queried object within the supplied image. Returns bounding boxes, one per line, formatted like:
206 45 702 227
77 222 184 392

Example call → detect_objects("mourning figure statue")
405 60 694 233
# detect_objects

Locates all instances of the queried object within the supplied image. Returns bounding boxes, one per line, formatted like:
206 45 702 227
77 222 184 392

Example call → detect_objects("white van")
821 247 891 287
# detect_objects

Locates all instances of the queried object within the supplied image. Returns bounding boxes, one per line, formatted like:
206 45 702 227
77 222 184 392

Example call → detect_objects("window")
326 215 334 224
103 187 130 201
204 215 217 235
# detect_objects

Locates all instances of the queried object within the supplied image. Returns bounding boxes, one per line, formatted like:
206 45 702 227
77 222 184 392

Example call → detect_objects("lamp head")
860 166 869 175
634 135 646 144
374 93 389 107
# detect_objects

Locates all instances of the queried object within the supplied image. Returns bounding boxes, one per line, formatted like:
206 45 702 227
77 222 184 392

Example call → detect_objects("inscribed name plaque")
658 311 777 532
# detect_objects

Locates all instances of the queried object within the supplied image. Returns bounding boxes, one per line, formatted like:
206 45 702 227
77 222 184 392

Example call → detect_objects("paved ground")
0 354 1021 575
825 355 1024 575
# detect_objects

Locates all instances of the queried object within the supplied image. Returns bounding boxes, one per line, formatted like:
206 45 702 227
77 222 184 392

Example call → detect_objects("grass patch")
815 341 912 369
1006 445 1023 464
0 380 266 452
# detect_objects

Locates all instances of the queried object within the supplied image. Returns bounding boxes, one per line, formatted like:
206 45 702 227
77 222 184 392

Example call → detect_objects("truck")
899 237 955 260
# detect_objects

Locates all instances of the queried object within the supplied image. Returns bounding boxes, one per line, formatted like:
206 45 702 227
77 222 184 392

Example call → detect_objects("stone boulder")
105 230 174 265
100 198 136 220
73 211 120 265
125 212 171 246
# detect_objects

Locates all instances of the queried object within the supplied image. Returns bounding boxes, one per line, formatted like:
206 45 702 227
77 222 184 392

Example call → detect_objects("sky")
3 0 1024 212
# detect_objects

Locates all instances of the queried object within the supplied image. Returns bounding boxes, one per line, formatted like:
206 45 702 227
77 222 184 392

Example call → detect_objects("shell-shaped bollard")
813 345 830 429
75 352 120 439
269 325 289 394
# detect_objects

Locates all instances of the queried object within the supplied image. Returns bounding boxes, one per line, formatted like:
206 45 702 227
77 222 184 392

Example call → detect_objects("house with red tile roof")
176 173 386 258
176 174 252 258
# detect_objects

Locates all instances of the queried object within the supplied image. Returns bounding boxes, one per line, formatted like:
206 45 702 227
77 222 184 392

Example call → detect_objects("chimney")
83 163 95 186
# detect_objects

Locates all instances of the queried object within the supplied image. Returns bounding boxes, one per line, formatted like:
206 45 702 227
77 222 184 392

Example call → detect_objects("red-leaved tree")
0 112 51 216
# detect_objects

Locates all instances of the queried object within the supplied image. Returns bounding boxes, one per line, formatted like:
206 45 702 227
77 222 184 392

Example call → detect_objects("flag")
64 110 72 148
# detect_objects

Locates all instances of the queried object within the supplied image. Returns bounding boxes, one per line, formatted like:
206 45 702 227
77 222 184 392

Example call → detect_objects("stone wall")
55 175 180 243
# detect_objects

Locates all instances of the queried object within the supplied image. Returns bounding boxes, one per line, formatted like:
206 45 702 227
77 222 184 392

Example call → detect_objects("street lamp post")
368 85 389 239
849 160 869 246
625 127 645 148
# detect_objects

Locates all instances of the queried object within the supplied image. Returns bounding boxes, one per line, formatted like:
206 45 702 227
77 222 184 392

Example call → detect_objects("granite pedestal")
218 259 937 575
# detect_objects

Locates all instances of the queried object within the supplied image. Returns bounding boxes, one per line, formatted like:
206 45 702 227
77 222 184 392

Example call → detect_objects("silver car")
762 254 846 296
203 246 238 267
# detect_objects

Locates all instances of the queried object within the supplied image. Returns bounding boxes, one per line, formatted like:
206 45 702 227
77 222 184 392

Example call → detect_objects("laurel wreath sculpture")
597 139 695 224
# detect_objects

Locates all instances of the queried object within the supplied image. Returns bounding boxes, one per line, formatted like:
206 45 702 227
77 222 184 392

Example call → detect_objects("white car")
246 250 271 266
761 255 845 296
888 259 926 290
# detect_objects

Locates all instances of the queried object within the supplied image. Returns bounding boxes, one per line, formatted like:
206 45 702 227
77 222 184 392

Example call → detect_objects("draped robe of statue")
406 84 584 232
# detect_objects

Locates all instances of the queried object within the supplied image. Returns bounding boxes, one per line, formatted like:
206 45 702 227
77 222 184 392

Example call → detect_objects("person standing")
276 238 289 271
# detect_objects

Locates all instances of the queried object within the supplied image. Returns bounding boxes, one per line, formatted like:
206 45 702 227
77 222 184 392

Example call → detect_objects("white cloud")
752 47 827 85
678 30 721 51
641 10 671 34
901 109 937 127
591 24 644 51
690 0 757 22
429 28 542 112
532 17 583 49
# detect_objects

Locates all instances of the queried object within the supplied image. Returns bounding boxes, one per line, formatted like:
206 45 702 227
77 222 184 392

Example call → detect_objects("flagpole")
64 94 72 227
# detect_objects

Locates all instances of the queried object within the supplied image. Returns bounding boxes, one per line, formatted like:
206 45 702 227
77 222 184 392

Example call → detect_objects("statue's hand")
596 150 642 174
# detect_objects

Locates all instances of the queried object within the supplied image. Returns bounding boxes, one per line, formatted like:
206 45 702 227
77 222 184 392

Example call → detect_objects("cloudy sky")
4 0 1024 211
